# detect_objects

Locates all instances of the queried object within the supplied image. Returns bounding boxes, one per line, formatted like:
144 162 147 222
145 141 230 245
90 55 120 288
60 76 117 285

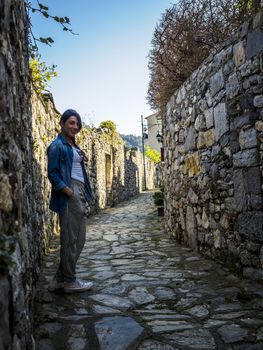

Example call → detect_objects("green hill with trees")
120 134 143 152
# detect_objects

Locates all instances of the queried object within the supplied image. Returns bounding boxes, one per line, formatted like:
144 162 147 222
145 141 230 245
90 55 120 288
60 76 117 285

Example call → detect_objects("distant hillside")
120 134 142 152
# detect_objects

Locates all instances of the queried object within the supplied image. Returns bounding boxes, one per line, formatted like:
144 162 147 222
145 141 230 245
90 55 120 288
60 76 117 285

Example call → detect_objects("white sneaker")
48 278 64 292
63 279 93 293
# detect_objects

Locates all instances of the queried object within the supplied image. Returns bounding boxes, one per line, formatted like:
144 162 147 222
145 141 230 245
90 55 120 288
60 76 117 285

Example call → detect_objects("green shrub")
100 120 117 133
153 190 164 206
29 54 58 94
145 146 161 163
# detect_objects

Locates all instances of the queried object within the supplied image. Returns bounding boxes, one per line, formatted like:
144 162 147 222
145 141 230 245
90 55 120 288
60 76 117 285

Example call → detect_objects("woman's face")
61 116 80 139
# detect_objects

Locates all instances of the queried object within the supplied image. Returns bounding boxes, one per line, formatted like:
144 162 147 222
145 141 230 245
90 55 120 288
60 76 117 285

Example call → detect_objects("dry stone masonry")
31 92 61 252
0 0 40 349
163 9 263 279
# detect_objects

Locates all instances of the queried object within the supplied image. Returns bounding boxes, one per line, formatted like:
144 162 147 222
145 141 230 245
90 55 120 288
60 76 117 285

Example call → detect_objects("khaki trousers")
55 179 88 282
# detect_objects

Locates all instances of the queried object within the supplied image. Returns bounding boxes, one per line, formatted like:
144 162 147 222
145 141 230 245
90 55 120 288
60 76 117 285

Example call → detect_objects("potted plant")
152 189 164 216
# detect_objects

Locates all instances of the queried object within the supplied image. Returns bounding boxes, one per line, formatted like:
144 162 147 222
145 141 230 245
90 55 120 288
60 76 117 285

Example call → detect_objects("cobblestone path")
34 192 263 350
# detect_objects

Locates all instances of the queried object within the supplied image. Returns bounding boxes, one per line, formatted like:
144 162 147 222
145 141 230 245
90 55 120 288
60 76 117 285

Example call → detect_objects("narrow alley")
34 193 263 350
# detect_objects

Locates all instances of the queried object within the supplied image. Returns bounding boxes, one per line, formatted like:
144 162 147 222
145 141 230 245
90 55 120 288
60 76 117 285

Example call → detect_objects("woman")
47 109 93 293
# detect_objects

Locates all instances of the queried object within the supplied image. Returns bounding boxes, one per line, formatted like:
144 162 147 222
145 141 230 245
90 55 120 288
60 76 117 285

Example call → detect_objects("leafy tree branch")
25 1 76 94
25 0 77 52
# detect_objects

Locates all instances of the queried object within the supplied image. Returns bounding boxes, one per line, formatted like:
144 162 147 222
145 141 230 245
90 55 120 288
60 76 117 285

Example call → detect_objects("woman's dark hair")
61 109 82 130
60 109 89 162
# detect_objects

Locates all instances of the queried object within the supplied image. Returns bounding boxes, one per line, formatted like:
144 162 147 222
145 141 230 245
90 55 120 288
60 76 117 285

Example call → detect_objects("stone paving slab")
34 192 263 350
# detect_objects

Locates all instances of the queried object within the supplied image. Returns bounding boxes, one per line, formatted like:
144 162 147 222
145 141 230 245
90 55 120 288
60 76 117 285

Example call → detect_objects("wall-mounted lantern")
143 125 148 139
156 130 163 143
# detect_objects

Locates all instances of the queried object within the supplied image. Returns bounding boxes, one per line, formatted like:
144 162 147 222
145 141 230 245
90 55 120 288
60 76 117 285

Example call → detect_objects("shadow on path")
34 192 263 350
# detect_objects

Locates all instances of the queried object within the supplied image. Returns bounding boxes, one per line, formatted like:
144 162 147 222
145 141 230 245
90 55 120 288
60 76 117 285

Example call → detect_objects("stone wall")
31 93 60 251
163 9 263 279
0 0 42 349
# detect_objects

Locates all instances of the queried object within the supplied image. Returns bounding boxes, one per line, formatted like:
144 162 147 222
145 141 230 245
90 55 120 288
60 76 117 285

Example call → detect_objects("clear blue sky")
30 0 173 135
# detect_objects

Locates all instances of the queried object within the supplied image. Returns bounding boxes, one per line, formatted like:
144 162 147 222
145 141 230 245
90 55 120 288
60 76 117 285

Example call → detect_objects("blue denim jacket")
47 134 93 214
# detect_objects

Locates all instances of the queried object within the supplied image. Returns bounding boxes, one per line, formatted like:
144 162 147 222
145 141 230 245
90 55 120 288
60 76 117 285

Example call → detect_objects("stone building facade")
163 9 263 279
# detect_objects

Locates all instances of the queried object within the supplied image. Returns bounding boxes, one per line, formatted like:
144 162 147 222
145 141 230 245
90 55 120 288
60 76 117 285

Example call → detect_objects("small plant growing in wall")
0 235 16 273
29 53 58 94
99 120 124 148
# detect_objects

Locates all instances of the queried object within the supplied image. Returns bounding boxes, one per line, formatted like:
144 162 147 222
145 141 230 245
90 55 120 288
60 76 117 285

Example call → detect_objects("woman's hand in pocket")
62 186 74 197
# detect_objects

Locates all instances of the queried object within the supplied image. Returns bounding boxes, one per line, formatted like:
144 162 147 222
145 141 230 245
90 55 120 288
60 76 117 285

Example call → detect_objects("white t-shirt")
71 147 84 183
